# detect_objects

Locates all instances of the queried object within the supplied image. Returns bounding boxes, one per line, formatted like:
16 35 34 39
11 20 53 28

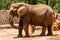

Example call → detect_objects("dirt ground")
0 25 60 40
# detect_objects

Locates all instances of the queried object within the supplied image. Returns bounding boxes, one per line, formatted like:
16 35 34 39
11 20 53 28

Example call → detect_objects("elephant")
9 2 57 37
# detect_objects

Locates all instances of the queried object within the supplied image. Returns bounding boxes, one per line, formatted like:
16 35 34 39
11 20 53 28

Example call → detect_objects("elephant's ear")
17 5 28 16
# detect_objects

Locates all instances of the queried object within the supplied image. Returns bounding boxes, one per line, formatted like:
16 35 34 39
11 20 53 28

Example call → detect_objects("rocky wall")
0 10 19 25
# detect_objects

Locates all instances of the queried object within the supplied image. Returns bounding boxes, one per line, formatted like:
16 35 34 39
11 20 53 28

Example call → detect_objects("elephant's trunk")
9 15 19 29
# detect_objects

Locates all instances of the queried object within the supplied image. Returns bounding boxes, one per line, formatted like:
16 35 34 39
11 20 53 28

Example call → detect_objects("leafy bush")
53 3 60 12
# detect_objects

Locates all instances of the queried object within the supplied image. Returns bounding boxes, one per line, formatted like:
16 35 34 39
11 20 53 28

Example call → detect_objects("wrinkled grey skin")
9 2 56 37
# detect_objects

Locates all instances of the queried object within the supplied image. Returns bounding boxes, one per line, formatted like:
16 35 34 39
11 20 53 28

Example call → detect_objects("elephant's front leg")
40 26 46 36
23 23 30 37
18 18 23 37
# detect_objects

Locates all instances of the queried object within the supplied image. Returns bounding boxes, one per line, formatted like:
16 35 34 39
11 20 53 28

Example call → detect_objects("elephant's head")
9 3 21 28
9 2 28 17
9 2 28 28
9 3 19 17
9 3 19 24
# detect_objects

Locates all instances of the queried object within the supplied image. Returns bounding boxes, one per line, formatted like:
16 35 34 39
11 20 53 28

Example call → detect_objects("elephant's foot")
47 33 53 36
24 35 30 37
39 33 45 36
17 35 23 37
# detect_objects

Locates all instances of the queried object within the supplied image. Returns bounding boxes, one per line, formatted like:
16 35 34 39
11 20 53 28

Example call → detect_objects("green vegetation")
0 0 60 13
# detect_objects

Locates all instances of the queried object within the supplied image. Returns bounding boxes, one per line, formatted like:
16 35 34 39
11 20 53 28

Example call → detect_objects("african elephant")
9 2 57 37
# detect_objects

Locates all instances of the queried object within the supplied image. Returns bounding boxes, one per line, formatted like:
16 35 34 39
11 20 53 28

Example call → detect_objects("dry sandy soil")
0 25 60 40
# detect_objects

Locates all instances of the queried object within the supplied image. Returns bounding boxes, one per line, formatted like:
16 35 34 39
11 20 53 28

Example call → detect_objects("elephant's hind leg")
40 26 46 36
47 24 53 36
